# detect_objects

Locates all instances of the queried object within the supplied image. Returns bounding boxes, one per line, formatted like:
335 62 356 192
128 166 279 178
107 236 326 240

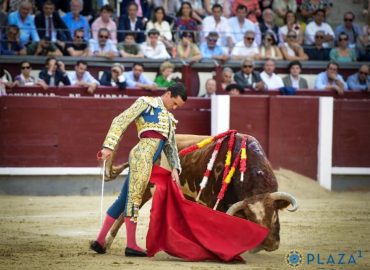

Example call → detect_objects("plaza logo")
285 250 364 268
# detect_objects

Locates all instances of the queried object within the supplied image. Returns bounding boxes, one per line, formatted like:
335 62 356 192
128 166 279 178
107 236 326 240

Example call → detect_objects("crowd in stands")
0 0 369 94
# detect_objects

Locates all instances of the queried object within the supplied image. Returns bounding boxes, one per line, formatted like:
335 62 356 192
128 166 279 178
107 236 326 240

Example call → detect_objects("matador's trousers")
107 138 165 221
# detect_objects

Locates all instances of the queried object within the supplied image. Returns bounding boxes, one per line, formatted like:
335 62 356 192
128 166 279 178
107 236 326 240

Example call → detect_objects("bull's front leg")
105 185 154 250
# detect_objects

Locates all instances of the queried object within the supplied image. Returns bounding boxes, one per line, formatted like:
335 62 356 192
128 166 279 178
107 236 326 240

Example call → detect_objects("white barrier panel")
317 97 334 190
211 95 230 136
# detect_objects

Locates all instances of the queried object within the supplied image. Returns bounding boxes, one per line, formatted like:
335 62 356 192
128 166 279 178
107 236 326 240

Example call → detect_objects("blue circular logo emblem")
285 250 304 268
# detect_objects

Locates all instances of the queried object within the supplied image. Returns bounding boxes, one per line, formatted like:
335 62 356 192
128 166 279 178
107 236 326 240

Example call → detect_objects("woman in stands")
173 2 199 42
278 11 304 45
257 31 283 60
280 30 309 61
176 31 202 62
146 7 174 50
329 32 357 62
154 61 178 88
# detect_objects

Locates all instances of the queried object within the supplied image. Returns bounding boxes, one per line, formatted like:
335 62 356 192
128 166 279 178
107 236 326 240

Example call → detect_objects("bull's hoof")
124 247 147 257
90 240 106 254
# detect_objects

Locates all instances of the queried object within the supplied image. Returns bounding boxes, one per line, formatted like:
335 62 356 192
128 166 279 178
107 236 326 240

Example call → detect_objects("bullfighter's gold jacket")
103 96 181 171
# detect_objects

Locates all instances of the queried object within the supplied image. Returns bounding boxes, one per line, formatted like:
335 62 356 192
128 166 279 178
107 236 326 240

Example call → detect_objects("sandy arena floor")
0 169 369 270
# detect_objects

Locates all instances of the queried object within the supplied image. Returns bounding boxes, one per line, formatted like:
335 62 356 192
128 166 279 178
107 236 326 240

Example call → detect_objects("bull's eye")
257 170 264 176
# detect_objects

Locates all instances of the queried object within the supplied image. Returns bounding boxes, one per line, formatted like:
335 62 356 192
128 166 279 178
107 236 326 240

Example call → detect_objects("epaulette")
138 96 159 108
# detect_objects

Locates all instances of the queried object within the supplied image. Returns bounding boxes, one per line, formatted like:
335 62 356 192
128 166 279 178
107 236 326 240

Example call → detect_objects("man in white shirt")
202 3 234 53
304 9 334 48
260 58 284 90
89 28 118 59
140 29 170 59
228 5 261 45
231 31 260 60
68 60 100 94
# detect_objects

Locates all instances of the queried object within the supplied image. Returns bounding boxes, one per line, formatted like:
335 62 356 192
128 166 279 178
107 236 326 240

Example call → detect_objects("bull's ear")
274 200 291 210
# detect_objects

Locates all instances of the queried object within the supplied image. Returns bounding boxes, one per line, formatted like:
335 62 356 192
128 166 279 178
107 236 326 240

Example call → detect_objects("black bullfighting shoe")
90 240 106 254
124 247 147 257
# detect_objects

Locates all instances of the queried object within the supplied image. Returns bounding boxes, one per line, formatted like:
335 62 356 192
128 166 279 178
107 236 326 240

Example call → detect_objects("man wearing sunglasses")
304 30 330 60
231 31 260 60
234 58 265 91
65 28 90 57
89 27 118 59
347 64 370 91
314 61 348 95
200 32 229 62
334 11 362 48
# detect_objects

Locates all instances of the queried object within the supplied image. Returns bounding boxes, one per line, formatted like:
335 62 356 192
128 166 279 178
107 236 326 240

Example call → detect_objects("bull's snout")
263 240 280 252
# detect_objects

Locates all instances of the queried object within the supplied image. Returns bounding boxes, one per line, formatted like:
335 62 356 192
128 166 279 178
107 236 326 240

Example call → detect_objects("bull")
104 133 298 252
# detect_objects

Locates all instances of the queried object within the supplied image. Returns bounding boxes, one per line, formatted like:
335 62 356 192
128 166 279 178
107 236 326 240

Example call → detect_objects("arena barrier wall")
1 89 369 193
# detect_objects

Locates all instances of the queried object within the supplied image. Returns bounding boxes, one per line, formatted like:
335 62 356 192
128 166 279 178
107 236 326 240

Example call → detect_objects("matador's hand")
97 148 113 160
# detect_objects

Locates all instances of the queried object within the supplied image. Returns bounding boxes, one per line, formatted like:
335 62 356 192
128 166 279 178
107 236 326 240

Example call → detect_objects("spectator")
231 30 260 60
124 63 157 90
176 31 202 62
257 31 283 60
259 9 280 44
26 36 63 56
347 64 370 91
68 60 100 94
304 9 334 48
272 0 297 26
220 67 233 89
14 61 47 89
173 2 199 42
140 28 171 59
334 11 362 48
0 66 14 93
117 31 144 58
146 7 174 50
234 57 265 91
260 58 284 90
280 30 308 61
119 0 151 22
38 57 70 87
201 78 217 97
91 4 117 44
154 61 178 88
203 0 229 16
299 0 333 22
65 28 90 57
183 0 205 23
0 25 26 55
202 4 234 53
225 83 244 95
99 63 126 89
34 0 71 51
89 28 118 59
152 0 181 21
358 15 370 61
304 30 330 60
282 60 308 88
278 10 304 45
260 0 273 11
314 61 348 95
228 5 261 45
329 32 357 63
7 0 40 46
117 2 145 43
200 32 229 62
232 0 261 18
62 0 90 41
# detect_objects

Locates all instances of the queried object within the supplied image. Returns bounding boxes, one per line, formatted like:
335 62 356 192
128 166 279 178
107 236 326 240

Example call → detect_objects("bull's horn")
270 192 298 212
226 201 245 216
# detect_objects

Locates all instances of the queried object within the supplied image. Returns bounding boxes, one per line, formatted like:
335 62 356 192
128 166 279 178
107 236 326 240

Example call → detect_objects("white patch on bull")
271 211 277 224
248 141 263 156
248 201 265 223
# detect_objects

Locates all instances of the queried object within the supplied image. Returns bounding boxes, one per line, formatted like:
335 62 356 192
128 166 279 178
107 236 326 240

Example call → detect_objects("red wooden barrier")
332 100 370 167
0 96 210 167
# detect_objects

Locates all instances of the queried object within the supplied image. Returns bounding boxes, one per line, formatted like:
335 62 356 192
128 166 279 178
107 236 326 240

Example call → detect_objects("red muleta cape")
146 165 269 262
